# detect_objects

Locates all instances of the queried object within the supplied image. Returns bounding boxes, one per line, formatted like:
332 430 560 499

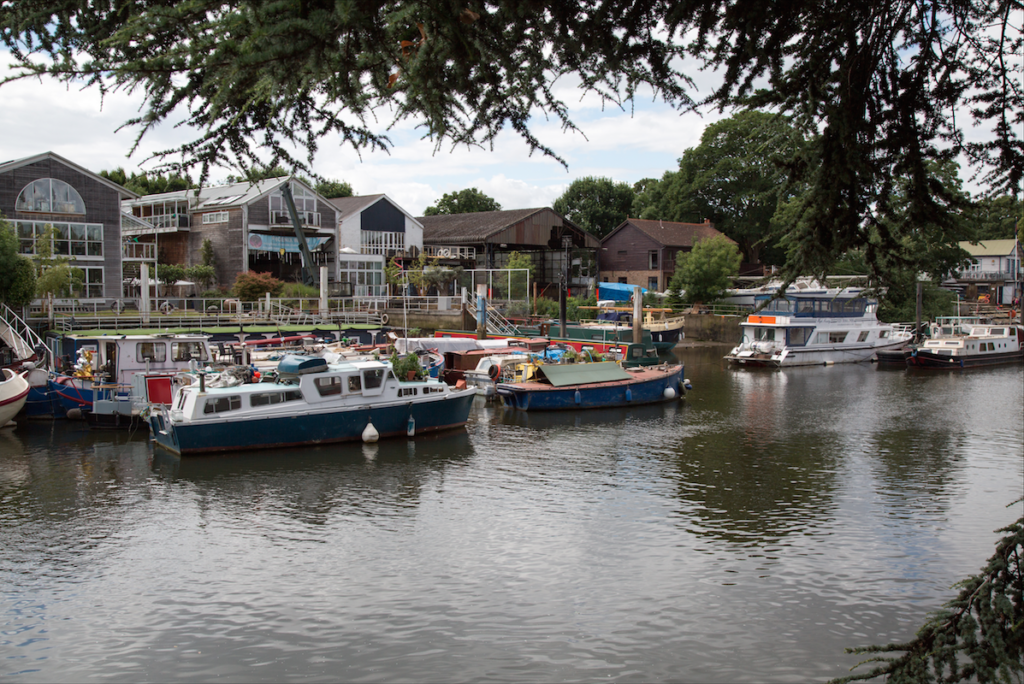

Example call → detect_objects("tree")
424 188 501 216
634 111 807 265
669 235 742 305
100 168 193 195
154 263 187 296
385 257 403 296
186 265 216 293
830 509 1023 684
505 251 534 301
33 225 83 300
0 218 37 307
552 177 634 239
4 0 1019 287
962 196 1023 241
233 272 284 300
315 179 354 199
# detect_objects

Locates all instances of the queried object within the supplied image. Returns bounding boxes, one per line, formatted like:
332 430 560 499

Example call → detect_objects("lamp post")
559 235 572 338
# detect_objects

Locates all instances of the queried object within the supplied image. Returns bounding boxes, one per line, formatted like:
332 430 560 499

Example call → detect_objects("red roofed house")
599 218 733 292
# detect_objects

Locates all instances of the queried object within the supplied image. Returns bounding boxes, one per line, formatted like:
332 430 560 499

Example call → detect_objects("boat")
47 333 219 417
576 305 686 351
0 368 30 426
146 354 478 455
905 323 1024 369
495 360 686 411
724 286 914 367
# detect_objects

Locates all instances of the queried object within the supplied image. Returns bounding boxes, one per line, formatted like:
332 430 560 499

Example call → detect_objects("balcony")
271 210 321 228
122 241 157 261
425 245 476 260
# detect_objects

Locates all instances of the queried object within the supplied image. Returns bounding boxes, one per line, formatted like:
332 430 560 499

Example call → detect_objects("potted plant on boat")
389 352 424 381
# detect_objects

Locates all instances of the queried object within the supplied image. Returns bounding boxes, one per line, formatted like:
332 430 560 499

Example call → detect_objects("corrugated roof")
419 208 551 243
607 218 732 248
959 239 1019 257
537 361 631 387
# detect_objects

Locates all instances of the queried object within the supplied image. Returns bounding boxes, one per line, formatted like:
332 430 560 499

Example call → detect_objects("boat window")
857 331 870 342
172 341 209 362
773 299 792 312
315 377 343 396
829 332 848 343
879 330 889 339
177 391 188 410
814 332 828 344
348 375 362 393
754 328 775 341
815 301 832 314
991 328 1005 336
363 368 385 389
399 387 417 397
797 300 814 314
203 395 241 414
137 342 167 362
251 391 303 406
788 328 811 346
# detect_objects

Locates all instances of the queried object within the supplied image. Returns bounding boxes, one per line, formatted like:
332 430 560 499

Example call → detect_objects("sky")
0 58 728 217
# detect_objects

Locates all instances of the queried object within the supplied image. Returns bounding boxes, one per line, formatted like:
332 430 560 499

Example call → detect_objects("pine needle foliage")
830 508 1024 684
1 0 1019 286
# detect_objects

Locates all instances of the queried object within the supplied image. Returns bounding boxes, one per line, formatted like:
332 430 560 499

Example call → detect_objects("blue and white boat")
495 361 685 411
146 355 477 455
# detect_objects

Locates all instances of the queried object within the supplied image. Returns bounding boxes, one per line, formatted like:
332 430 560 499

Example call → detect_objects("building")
599 218 731 291
125 176 341 291
419 208 601 295
0 151 136 302
947 239 1022 305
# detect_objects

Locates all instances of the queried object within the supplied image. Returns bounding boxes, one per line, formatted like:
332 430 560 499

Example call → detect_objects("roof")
604 218 732 248
419 208 600 248
125 176 304 211
959 239 1019 257
327 194 386 219
0 151 138 199
537 361 631 387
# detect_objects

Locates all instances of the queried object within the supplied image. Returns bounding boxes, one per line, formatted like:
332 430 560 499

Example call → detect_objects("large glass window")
12 219 103 259
269 183 319 226
16 179 86 214
360 230 405 256
137 342 167 362
337 255 386 297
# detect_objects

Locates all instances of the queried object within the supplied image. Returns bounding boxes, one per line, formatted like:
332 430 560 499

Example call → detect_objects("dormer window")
16 179 87 214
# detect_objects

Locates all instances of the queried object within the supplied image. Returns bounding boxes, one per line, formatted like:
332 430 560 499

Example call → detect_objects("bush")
233 271 284 300
282 282 320 298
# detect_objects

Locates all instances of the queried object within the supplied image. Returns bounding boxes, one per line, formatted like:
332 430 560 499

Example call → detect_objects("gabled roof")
0 151 137 199
419 207 599 248
328 194 422 226
959 239 1019 257
603 218 732 248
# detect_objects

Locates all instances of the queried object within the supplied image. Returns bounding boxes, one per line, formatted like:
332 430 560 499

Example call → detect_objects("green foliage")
225 165 289 184
633 111 807 265
186 264 216 291
552 177 635 239
200 239 216 268
0 218 37 306
100 167 194 195
669 235 742 304
314 179 354 199
830 507 1024 684
388 352 423 380
154 263 186 287
961 196 1023 241
32 225 83 299
424 188 501 216
878 281 957 324
385 257 403 294
233 271 284 301
281 282 320 298
505 251 533 300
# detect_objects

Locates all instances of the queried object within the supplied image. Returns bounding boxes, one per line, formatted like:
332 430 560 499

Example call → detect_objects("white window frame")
202 211 229 224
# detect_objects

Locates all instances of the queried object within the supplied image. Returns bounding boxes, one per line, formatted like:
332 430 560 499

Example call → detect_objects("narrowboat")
495 361 686 411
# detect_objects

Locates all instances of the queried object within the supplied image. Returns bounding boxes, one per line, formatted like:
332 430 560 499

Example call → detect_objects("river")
1 346 1021 682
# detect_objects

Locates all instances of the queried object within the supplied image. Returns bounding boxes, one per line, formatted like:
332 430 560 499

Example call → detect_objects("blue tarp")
598 282 647 302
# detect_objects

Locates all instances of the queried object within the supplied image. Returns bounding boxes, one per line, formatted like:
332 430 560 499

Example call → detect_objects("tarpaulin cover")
598 282 647 302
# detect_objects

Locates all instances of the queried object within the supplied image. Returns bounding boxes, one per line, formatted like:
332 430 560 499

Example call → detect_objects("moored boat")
724 287 913 367
146 355 477 455
495 361 686 411
905 324 1024 369
0 368 30 426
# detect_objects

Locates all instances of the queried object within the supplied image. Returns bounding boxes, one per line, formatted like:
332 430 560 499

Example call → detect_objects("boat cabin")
51 333 215 385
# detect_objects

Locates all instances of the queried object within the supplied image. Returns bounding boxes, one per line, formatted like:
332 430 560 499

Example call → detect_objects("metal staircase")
464 299 522 336
0 303 47 365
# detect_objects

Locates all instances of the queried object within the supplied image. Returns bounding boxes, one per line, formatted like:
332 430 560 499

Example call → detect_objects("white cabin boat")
906 324 1024 369
724 287 913 367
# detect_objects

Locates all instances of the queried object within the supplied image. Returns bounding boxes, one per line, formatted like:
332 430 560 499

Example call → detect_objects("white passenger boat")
147 355 477 455
0 368 30 426
905 324 1024 369
724 287 913 367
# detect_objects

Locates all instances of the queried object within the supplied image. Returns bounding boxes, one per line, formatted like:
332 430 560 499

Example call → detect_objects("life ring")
380 313 389 325
159 301 175 314
110 300 125 314
488 364 500 381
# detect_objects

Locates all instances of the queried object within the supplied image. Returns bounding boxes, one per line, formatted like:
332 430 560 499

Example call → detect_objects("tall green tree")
962 196 1023 241
314 179 354 199
668 235 742 305
100 168 193 195
634 111 807 265
552 177 634 239
4 0 1019 287
424 188 501 216
0 218 37 307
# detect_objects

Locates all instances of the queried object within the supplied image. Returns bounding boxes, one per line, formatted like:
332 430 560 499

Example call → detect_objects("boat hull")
0 370 30 425
148 389 477 455
496 365 684 411
726 341 905 367
905 348 1024 369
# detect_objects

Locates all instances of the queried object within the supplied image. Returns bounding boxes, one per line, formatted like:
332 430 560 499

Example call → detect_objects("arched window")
16 179 87 214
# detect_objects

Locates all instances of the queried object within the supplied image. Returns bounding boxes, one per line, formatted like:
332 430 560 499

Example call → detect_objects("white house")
952 239 1021 305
